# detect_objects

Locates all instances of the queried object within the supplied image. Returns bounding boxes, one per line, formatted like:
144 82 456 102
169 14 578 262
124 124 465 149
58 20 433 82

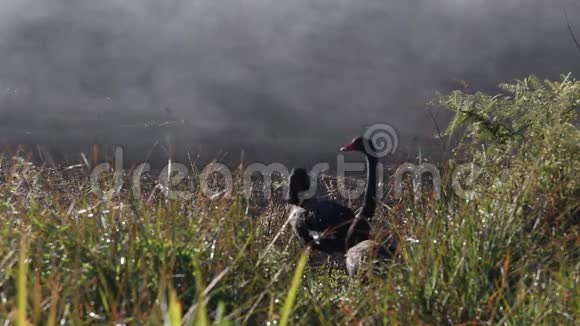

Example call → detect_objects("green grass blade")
17 237 29 326
169 288 182 326
279 249 309 326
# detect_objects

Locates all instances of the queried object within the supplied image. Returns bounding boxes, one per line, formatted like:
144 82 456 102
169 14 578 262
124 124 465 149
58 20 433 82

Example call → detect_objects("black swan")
286 136 379 254
287 168 355 254
341 136 398 277
339 136 378 247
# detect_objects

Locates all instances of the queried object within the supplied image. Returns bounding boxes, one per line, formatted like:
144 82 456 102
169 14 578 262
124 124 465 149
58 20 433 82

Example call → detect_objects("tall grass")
280 249 309 326
0 76 578 324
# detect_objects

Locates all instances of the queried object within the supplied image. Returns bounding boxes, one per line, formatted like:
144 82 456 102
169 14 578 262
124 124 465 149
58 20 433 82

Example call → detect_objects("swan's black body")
287 168 355 254
287 136 382 254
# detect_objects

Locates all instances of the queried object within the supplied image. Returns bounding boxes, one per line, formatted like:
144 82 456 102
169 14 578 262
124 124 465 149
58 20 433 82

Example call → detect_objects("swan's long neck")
360 155 378 218
288 189 300 206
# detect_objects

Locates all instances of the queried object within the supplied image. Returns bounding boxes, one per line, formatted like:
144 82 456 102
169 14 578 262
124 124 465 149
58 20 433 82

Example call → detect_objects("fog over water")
0 0 579 166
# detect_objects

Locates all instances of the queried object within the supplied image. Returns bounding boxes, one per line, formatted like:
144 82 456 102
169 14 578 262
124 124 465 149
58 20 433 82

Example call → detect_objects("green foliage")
443 74 579 148
0 75 578 324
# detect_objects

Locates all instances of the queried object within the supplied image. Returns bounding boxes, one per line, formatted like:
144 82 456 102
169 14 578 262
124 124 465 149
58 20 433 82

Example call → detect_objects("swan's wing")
289 201 358 254
311 200 354 228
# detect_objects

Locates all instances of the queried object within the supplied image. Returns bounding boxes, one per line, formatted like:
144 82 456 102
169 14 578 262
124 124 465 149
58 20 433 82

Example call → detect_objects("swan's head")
340 136 375 155
287 168 310 204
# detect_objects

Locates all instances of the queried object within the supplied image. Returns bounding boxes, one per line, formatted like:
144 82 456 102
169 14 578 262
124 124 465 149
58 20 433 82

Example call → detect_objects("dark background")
0 0 579 166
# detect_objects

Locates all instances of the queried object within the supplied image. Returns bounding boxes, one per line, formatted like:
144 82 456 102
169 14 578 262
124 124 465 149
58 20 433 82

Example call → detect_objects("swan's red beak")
340 142 356 152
